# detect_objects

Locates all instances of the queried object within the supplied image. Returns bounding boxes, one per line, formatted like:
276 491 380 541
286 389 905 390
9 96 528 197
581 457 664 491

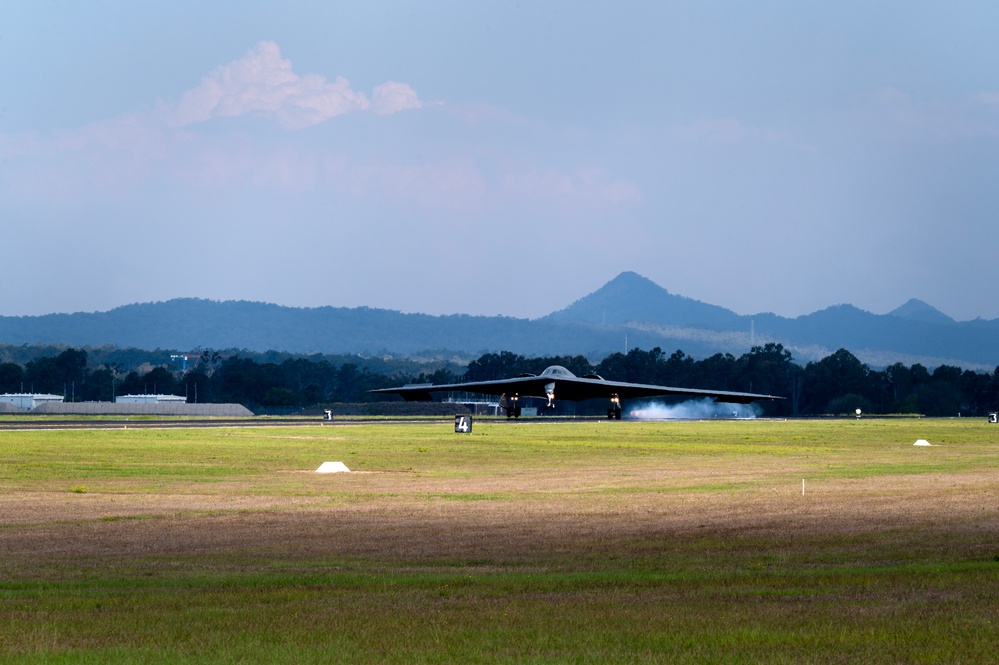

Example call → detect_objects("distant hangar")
0 393 252 416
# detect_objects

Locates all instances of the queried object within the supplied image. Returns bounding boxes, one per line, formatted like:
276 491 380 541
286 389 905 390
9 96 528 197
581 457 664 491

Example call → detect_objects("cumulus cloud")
165 41 420 129
371 81 423 115
0 41 642 216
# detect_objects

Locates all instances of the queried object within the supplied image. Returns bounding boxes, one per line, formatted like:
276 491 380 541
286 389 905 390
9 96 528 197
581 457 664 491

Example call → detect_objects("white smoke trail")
627 397 761 420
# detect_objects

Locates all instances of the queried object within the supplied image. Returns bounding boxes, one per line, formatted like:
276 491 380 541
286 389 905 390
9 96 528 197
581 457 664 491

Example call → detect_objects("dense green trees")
464 352 594 382
391 345 997 417
22 348 87 395
0 362 25 393
2 344 997 416
588 344 801 416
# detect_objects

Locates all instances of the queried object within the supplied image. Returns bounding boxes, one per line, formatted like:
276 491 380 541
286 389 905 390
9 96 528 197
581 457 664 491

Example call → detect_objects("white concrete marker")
913 440 931 447
315 461 351 473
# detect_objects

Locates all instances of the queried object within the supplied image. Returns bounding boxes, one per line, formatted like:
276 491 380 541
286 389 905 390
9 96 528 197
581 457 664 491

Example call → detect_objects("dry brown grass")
3 458 997 572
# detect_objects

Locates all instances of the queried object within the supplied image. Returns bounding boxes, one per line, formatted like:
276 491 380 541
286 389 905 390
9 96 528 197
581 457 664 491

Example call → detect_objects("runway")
0 417 452 431
0 414 774 430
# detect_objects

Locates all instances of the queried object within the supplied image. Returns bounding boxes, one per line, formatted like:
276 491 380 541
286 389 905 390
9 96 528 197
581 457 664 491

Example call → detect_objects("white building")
115 394 187 404
0 394 65 411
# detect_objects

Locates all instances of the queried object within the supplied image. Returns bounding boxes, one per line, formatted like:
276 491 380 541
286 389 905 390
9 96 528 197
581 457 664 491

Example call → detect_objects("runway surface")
0 417 453 430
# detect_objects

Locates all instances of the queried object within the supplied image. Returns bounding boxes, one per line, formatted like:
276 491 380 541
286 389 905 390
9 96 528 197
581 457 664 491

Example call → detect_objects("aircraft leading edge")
372 365 783 419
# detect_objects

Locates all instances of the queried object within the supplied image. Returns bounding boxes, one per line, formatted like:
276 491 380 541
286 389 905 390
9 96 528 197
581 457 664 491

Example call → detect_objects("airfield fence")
33 403 254 416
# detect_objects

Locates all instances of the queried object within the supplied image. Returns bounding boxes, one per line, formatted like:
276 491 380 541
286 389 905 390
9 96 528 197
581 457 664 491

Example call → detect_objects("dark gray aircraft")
371 364 783 419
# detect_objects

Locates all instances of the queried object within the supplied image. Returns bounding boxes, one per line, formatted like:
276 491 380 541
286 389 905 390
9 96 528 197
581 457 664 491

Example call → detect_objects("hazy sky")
3 1 998 321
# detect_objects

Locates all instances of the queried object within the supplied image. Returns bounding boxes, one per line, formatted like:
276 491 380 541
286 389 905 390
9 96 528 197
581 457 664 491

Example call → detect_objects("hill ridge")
1 272 996 368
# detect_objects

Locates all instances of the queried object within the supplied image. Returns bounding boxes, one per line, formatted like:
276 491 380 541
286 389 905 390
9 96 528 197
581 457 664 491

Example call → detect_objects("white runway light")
315 461 351 473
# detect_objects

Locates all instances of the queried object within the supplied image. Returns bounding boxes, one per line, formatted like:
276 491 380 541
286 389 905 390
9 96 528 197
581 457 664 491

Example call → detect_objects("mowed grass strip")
2 562 997 663
1 418 998 663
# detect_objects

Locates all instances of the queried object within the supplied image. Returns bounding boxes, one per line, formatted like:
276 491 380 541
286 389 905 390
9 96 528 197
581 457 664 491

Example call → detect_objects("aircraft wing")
371 373 780 404
371 375 558 402
558 377 779 404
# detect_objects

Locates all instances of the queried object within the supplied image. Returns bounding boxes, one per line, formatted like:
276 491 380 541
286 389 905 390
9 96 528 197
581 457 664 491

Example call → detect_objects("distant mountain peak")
887 299 954 325
608 271 659 286
588 271 673 301
545 272 740 328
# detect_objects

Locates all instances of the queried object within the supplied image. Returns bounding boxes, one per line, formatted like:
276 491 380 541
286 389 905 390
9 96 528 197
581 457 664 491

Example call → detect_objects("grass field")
1 417 998 663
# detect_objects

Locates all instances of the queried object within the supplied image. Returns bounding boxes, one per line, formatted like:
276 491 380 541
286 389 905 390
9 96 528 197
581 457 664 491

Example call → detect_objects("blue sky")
3 1 998 321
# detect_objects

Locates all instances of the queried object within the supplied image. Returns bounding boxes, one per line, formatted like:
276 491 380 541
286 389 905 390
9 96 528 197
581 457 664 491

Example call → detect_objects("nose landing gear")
607 395 622 420
501 393 521 419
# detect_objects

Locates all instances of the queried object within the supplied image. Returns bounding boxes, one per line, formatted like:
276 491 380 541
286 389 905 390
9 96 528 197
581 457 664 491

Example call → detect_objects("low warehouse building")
35 402 254 416
1 393 251 416
0 394 65 411
115 394 187 405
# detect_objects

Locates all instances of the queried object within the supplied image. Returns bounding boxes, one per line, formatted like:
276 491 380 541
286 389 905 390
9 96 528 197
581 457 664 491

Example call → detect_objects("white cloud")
0 41 645 217
371 81 423 115
165 41 421 129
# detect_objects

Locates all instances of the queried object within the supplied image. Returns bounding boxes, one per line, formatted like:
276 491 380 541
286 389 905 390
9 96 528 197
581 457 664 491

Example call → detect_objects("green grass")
2 418 999 662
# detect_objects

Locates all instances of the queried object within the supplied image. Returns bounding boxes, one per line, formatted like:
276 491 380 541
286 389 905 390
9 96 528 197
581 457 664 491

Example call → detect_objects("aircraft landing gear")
500 393 521 419
607 395 622 420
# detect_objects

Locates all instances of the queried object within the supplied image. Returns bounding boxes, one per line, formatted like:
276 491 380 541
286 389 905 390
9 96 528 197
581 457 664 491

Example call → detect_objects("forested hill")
1 273 998 368
0 299 669 358
544 272 999 369
546 271 742 327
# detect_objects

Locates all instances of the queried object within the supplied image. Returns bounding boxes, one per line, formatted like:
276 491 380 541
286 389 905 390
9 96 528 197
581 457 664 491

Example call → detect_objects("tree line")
459 345 999 417
2 344 998 417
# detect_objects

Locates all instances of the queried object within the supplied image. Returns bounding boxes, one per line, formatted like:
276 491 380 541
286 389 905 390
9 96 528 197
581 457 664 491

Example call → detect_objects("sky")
2 1 998 322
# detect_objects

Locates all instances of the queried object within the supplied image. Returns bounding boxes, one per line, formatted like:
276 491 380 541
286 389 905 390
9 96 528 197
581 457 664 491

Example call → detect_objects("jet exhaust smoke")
628 397 761 420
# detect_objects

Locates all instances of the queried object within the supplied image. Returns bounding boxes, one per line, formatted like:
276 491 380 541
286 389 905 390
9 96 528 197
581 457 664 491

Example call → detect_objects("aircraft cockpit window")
541 365 576 378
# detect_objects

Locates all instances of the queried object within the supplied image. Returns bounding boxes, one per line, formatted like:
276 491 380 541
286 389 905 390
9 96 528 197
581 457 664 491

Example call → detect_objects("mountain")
545 271 741 328
0 298 669 359
887 299 955 325
1 273 997 369
545 276 999 368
